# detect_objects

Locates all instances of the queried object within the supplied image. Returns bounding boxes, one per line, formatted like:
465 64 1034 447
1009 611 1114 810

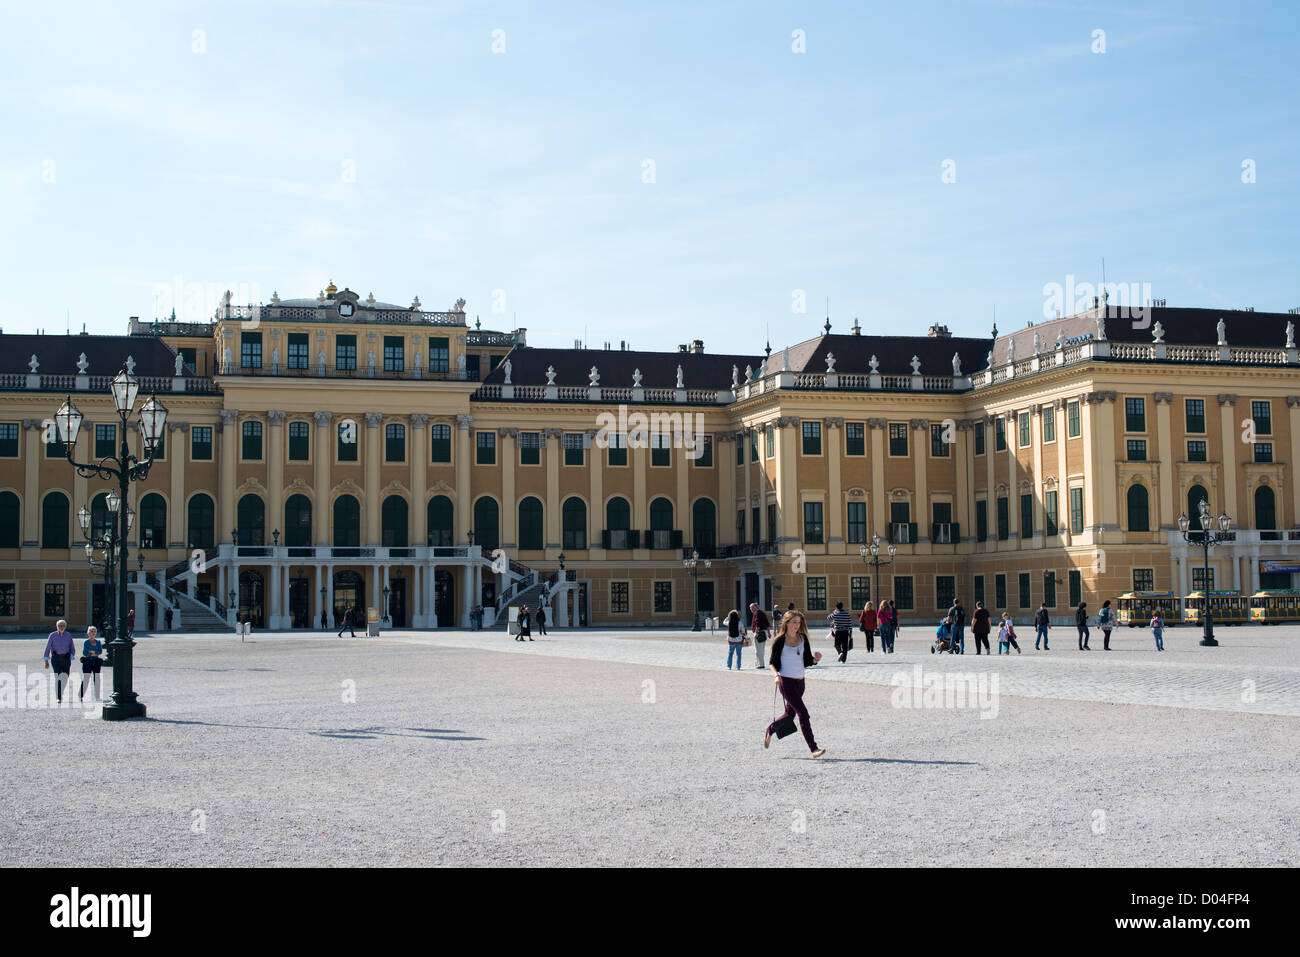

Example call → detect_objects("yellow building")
2 282 1297 632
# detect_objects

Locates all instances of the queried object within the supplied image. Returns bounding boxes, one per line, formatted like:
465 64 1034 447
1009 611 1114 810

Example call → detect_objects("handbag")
771 683 797 739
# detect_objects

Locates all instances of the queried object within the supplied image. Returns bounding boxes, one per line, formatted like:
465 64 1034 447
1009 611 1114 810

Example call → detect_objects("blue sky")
3 0 1297 353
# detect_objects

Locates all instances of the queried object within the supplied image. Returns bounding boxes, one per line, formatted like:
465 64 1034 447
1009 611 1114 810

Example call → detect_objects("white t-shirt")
780 640 806 679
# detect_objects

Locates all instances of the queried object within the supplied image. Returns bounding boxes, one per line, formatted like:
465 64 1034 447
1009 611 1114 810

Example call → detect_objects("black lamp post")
382 584 391 623
272 528 280 548
79 502 134 663
55 370 168 720
320 585 327 628
1177 497 1233 647
683 548 712 631
860 534 897 611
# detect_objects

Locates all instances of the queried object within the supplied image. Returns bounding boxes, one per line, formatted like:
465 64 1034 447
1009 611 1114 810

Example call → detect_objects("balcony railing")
718 540 780 559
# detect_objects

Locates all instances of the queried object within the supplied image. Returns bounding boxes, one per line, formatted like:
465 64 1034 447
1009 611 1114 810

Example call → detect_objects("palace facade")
2 280 1297 632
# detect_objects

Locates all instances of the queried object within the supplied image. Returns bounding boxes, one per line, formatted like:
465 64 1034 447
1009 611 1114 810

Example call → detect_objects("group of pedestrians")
514 603 547 640
42 619 105 703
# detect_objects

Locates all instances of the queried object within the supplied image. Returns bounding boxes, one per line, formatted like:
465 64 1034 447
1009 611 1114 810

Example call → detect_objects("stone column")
1289 397 1300 528
544 428 562 551
1094 392 1119 530
410 414 428 546
312 412 332 545
1153 393 1175 528
1217 394 1239 523
267 411 286 548
364 412 382 545
168 423 187 549
776 417 800 543
461 563 473 627
21 421 40 549
219 410 239 538
719 434 735 545
869 419 887 539
632 441 648 534
955 420 971 533
742 429 753 543
912 419 929 543
826 418 843 547
984 416 996 547
500 428 517 548
455 415 472 544
587 428 603 557
1080 396 1098 538
1054 402 1069 546
1030 407 1044 547
676 429 690 547
1005 412 1018 540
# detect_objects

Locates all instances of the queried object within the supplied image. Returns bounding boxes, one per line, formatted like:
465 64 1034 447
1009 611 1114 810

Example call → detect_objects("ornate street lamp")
383 584 391 623
54 369 167 720
860 534 897 612
1177 498 1232 647
683 548 712 632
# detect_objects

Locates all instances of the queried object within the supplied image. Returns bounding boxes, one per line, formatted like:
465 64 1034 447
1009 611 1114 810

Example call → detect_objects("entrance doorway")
389 577 407 627
743 572 760 613
238 570 264 627
289 576 310 628
333 570 363 626
434 569 455 627
577 581 588 626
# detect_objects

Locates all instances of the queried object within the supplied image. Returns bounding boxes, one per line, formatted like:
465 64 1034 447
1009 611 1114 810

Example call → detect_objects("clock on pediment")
335 288 360 318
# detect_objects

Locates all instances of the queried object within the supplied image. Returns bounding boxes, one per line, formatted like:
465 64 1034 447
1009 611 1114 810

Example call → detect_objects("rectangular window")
1185 398 1205 433
0 423 17 457
736 509 745 543
336 335 357 371
1068 569 1082 608
974 422 985 455
429 337 449 374
651 434 670 467
0 582 14 616
95 424 116 459
240 332 262 369
653 581 672 614
845 422 865 456
1133 568 1155 592
1043 408 1056 443
1018 572 1031 608
465 355 480 381
518 432 540 465
693 435 713 467
893 576 914 611
430 424 451 463
765 424 775 458
1252 400 1271 435
610 581 629 614
288 421 309 461
476 431 496 465
931 424 950 457
995 573 1007 609
936 575 955 610
1043 572 1056 608
338 421 358 462
191 426 212 461
44 583 65 618
1192 566 1214 591
563 433 584 466
973 575 985 607
1126 439 1147 461
803 502 824 544
846 501 866 544
1067 401 1081 438
1020 493 1033 537
750 430 758 462
767 503 777 540
178 347 197 371
995 418 1007 451
975 500 988 542
1018 411 1031 448
851 576 871 610
606 432 626 467
806 577 827 611
148 431 165 461
1045 490 1059 537
385 423 405 462
383 336 405 372
1187 440 1207 462
997 497 1009 540
1069 487 1084 534
888 423 908 457
802 421 822 455
287 333 309 370
1254 442 1273 463
241 421 262 460
1125 397 1146 432
736 437 744 466
46 430 66 458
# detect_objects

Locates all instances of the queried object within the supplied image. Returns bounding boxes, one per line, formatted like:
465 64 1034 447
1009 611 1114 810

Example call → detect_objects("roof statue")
454 298 466 313
1056 327 1065 349
589 366 600 387
910 355 921 374
174 353 183 376
951 352 961 376
1006 337 1016 364
125 355 136 374
1095 312 1107 340
1152 321 1165 344
366 292 376 307
675 365 684 389
731 364 739 388
78 352 89 374
632 368 642 387
270 291 280 304
744 364 753 381
1287 320 1296 349
503 358 512 385
868 354 879 373
1032 331 1041 355
29 354 38 373
1217 317 1227 345
545 365 556 385
825 352 836 373
411 296 421 310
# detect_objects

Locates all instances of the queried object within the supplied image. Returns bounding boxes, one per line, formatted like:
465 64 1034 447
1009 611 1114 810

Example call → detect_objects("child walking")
998 613 1021 654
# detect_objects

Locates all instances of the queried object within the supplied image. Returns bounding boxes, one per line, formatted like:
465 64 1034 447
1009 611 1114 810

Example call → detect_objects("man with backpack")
948 597 967 654
827 602 855 663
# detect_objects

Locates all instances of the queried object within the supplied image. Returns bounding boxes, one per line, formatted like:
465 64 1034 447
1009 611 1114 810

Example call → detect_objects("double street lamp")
1177 497 1233 647
55 369 168 720
683 548 712 632
860 534 897 611
78 499 134 662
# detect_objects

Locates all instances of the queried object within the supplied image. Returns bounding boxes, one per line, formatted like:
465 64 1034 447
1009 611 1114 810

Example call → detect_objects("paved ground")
2 624 1296 866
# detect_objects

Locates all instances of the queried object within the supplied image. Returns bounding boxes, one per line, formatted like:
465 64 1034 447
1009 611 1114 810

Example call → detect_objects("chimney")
691 339 704 354
926 323 952 338
677 344 688 353
620 340 627 350
851 318 861 336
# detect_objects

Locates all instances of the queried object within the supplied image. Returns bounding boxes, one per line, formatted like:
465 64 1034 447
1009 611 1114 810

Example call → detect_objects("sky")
2 0 1298 354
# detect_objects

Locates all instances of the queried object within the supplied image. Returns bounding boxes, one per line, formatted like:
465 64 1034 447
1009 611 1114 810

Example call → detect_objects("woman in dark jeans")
764 609 825 757
1075 602 1090 650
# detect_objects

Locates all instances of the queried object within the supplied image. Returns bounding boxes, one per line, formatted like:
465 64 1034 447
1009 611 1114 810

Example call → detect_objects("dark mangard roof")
992 307 1297 367
777 333 992 378
0 334 192 378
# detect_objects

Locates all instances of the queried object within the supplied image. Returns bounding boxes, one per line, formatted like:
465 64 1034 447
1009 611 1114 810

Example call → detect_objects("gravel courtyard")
3 624 1296 867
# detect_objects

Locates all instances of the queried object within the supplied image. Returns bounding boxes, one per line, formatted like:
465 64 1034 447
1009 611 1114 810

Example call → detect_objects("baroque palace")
1 280 1298 632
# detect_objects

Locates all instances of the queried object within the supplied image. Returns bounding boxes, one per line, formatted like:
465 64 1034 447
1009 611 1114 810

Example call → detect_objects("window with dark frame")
973 574 985 606
240 332 262 369
476 431 496 465
653 581 672 613
1042 408 1056 443
893 576 914 610
44 583 65 618
1020 494 1033 537
802 421 822 455
931 424 950 457
191 426 212 461
851 577 870 610
428 337 449 373
995 418 1007 451
1067 401 1081 438
974 422 985 455
1018 572 1031 608
287 333 309 369
606 432 627 467
1192 566 1215 591
611 582 629 614
995 573 1007 608
383 336 405 372
803 502 824 544
936 575 955 610
1126 439 1147 461
1043 572 1056 607
1187 440 1207 462
846 501 866 543
1252 400 1271 435
1068 569 1082 607
806 577 827 611
430 424 451 463
385 423 405 462
563 433 584 466
0 583 14 616
1254 443 1273 463
888 423 908 456
1045 490 1058 536
1185 398 1205 433
95 424 116 459
1069 487 1084 533
693 435 713 467
336 335 357 371
519 432 540 465
338 421 358 462
0 423 17 458
288 421 309 461
997 497 1009 539
1125 397 1146 432
845 422 864 455
1133 568 1155 592
241 420 262 460
975 500 988 541
1018 411 1030 448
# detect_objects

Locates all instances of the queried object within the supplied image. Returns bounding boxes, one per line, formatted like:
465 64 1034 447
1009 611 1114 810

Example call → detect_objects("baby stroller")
931 617 955 654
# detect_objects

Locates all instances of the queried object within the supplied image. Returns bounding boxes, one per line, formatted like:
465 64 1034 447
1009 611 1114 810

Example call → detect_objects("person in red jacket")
971 600 992 654
858 603 877 653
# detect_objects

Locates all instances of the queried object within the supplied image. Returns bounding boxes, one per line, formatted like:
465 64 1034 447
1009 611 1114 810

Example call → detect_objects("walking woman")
80 625 104 701
725 609 745 670
858 601 877 654
1098 599 1114 650
971 600 992 654
888 600 902 652
1075 602 1090 650
876 599 893 654
763 609 825 757
1150 610 1166 651
517 606 532 641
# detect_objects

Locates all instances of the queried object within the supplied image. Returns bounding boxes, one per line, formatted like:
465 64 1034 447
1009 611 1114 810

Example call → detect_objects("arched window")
188 493 215 551
0 491 19 547
649 497 674 550
692 498 717 557
473 497 498 551
90 492 112 541
605 497 631 549
518 496 544 550
1126 484 1149 532
1186 484 1209 532
237 494 265 545
42 491 69 548
562 497 586 550
139 493 167 549
1255 485 1277 531
427 496 453 547
382 495 408 547
284 494 312 547
333 495 360 547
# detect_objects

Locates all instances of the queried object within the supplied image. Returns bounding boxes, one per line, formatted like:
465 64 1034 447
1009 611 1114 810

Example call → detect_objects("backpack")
1098 607 1112 627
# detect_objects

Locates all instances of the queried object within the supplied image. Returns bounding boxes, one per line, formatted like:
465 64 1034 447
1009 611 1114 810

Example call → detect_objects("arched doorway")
188 493 215 550
434 569 455 627
518 496 543 550
238 570 265 627
692 498 717 557
473 497 498 551
1126 484 1149 532
334 495 360 548
237 494 265 546
382 495 408 548
427 495 453 546
284 494 312 547
1255 484 1277 531
562 497 586 550
333 570 364 626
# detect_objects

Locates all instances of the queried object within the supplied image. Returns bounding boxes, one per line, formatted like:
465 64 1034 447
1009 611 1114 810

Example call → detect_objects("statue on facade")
1287 320 1296 349
868 354 879 373
78 353 90 374
545 365 556 385
744 364 753 381
1033 331 1041 355
28 354 38 373
589 365 600 387
271 346 279 368
910 355 921 374
825 352 836 373
951 352 961 376
1006 337 1016 364
1217 317 1227 345
1095 313 1107 340
675 365 684 388
731 364 739 388
1151 320 1165 344
503 358 512 384
223 346 232 370
173 353 183 376
632 368 642 387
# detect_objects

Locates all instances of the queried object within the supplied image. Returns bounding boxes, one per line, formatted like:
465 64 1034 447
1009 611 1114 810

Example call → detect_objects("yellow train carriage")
1116 591 1181 627
1248 590 1300 624
1182 591 1248 625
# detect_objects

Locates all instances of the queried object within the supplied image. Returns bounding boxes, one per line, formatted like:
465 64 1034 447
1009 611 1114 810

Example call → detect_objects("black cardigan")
769 636 818 673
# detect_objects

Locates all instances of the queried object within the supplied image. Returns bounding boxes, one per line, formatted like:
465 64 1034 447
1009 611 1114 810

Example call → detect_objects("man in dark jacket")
1034 603 1051 650
1076 603 1090 650
828 602 855 663
971 601 992 654
338 607 356 638
948 598 967 654
749 603 770 669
